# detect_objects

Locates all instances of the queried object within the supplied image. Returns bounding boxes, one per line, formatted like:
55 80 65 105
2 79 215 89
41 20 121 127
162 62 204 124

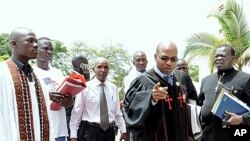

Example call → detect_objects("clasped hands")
152 82 168 102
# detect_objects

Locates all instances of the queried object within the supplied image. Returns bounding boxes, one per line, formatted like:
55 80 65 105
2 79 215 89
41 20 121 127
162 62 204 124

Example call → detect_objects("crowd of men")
0 27 250 141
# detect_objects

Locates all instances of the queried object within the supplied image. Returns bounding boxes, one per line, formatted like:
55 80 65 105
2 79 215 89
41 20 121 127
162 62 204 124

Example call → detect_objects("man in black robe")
123 41 197 141
198 44 250 141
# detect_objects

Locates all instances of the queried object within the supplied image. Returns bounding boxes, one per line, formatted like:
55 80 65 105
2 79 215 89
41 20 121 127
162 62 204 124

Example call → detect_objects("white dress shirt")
123 67 144 93
70 77 126 138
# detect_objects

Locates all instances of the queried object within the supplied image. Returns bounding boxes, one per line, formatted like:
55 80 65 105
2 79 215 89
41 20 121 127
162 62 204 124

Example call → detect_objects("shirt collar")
130 67 144 75
93 77 107 87
154 66 173 78
11 57 33 73
135 69 144 76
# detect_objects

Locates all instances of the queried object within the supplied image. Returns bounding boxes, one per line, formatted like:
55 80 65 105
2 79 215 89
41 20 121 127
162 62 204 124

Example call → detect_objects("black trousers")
78 121 116 141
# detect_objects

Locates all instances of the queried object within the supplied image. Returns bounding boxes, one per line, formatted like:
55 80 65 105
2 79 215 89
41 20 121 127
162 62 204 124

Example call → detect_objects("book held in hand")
50 72 87 110
211 86 250 119
187 101 202 140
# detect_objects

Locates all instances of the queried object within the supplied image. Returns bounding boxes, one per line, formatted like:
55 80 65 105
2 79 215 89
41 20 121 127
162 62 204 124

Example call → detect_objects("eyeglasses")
157 55 178 62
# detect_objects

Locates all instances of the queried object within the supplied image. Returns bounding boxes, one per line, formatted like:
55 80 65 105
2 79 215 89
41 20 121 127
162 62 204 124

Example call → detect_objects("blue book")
211 88 250 119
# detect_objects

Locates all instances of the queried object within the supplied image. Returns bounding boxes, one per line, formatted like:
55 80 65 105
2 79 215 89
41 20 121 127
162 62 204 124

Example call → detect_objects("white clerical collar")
135 69 144 76
130 67 145 76
154 66 173 78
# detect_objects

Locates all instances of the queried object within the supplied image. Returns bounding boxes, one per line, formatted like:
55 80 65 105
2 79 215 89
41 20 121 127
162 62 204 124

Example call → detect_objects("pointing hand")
152 82 168 102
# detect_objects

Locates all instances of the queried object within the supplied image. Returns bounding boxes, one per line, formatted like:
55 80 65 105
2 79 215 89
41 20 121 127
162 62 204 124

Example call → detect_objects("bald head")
176 59 188 66
9 27 35 42
94 57 109 67
133 51 146 60
156 41 178 54
176 58 189 74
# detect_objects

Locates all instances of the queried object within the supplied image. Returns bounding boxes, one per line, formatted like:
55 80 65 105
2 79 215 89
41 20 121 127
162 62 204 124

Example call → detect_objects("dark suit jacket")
199 68 250 141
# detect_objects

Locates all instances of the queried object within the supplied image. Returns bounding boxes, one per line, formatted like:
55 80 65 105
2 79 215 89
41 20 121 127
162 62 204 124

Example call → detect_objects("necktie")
100 83 109 131
164 75 173 86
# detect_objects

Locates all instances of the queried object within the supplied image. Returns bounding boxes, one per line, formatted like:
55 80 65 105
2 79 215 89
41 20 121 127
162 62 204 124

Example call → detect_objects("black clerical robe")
123 68 197 141
199 68 250 141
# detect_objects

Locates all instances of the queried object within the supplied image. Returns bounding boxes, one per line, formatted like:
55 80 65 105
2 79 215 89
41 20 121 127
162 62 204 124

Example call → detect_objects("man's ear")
231 56 236 64
10 40 17 48
154 54 158 61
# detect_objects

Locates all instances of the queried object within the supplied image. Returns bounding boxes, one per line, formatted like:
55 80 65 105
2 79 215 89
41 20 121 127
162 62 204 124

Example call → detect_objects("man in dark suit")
198 44 250 141
123 41 197 141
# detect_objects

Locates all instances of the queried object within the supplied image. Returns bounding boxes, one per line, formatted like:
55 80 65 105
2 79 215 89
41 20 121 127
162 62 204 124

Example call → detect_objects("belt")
83 121 116 128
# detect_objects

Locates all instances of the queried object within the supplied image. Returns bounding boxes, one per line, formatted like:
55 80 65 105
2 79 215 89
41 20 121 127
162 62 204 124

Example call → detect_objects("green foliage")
0 54 9 62
188 65 199 82
51 40 70 75
0 33 11 60
52 40 68 58
70 41 131 99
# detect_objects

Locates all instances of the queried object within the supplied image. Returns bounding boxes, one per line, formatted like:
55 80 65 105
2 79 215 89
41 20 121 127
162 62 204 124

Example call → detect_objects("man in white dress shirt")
123 51 148 93
70 57 127 141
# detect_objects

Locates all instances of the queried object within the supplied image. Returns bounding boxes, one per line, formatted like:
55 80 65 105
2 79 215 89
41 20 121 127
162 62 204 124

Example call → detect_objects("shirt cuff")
119 125 127 133
151 99 157 106
70 130 77 138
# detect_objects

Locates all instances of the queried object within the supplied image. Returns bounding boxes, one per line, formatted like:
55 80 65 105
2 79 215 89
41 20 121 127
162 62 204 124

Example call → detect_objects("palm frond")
184 33 221 57
184 33 222 73
209 0 250 59
237 47 250 68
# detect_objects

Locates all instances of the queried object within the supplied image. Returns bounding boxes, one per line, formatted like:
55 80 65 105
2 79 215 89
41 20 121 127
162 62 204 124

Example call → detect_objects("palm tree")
184 0 250 73
184 32 223 73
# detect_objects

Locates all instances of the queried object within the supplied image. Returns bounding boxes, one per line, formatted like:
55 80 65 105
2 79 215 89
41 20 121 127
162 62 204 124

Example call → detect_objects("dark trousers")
78 121 116 141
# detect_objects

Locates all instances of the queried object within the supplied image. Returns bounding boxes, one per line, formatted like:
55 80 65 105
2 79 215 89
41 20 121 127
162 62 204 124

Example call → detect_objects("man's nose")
139 60 144 64
47 50 53 54
33 42 38 48
165 59 173 64
100 67 106 71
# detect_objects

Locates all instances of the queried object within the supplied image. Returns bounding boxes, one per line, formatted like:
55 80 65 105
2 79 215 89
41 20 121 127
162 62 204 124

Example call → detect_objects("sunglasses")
157 55 178 62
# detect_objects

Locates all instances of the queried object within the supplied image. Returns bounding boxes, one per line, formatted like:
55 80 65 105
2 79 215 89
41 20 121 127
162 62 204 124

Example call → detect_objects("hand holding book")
50 72 87 110
211 84 250 120
49 91 64 103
